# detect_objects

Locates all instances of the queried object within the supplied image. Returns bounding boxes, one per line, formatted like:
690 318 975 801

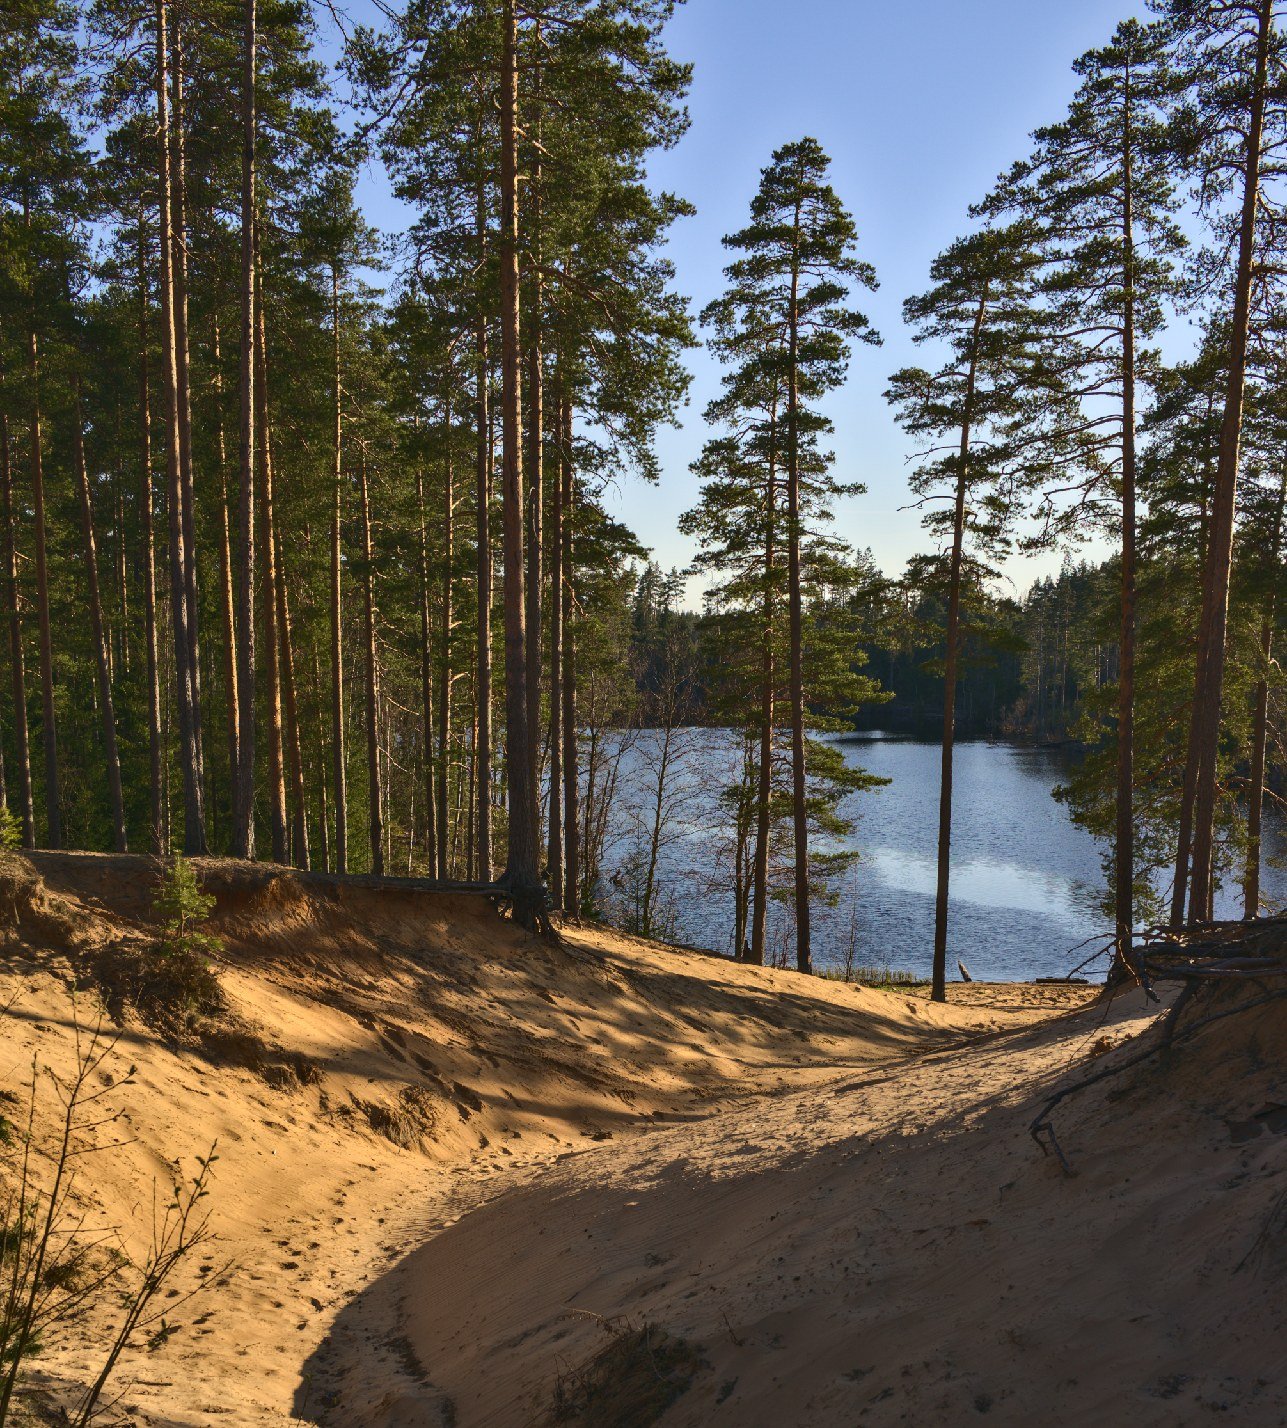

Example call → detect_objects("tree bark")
932 294 985 1003
499 0 540 913
0 393 34 846
1243 471 1285 917
232 0 257 858
136 227 164 852
1116 66 1139 965
358 450 383 875
416 444 438 879
546 381 565 905
254 264 287 864
561 397 579 917
525 50 544 831
1244 614 1272 919
274 523 309 869
26 327 58 849
329 263 347 872
212 317 241 836
749 403 779 966
311 645 331 872
436 416 454 881
169 18 204 791
475 184 493 882
1187 0 1274 922
71 379 127 851
785 195 809 974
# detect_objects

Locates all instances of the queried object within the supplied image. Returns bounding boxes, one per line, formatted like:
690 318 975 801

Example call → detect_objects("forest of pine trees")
3 1 1287 997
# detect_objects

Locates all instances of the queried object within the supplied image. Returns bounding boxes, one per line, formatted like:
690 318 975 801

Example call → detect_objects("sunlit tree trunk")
275 525 309 869
329 263 347 873
232 0 257 858
561 397 579 917
500 0 539 914
255 267 287 863
169 18 204 790
27 326 58 848
416 443 438 878
0 389 33 846
1116 75 1139 962
785 195 809 973
749 406 779 966
136 226 164 851
931 292 985 1003
358 449 383 875
212 317 241 836
1187 0 1274 923
475 180 493 882
1243 471 1285 917
546 381 565 905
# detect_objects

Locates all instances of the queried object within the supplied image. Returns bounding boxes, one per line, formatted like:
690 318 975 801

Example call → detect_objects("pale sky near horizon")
338 0 1171 604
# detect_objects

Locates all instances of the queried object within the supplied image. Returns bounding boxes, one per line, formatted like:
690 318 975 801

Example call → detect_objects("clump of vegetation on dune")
90 857 225 1036
546 1318 705 1428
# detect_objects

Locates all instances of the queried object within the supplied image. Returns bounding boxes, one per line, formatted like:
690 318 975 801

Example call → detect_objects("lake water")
595 729 1287 982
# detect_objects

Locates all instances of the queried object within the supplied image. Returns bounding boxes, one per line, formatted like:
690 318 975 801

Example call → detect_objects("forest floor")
0 852 1282 1427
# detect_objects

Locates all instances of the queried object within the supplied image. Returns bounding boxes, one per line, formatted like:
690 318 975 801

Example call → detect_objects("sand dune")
1 852 1280 1426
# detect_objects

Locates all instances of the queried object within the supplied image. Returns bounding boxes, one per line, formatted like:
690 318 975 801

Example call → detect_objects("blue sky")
338 0 1158 601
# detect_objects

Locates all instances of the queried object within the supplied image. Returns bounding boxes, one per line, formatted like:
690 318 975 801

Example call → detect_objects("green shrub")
91 859 224 1034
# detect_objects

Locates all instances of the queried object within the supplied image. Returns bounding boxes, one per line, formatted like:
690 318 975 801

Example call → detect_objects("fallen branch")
1030 988 1287 1176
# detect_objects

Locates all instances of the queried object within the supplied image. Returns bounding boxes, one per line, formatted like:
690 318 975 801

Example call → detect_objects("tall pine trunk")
436 420 453 881
1244 614 1272 918
416 439 438 878
275 525 309 869
71 379 127 851
136 227 164 851
500 0 540 913
1243 471 1285 916
0 395 33 846
169 20 204 791
329 264 347 872
475 184 493 882
749 406 779 966
785 199 809 974
27 328 58 848
1116 78 1139 964
1186 0 1274 922
159 0 202 851
212 318 241 835
546 381 565 905
561 397 579 917
232 0 257 858
255 269 287 863
931 293 985 1002
358 450 383 875
525 64 544 829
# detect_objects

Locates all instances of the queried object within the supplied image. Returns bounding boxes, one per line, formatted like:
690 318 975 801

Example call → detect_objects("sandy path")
315 986 1262 1428
6 853 1102 1427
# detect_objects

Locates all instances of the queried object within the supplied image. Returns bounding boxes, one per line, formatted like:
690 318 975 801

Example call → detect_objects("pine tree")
982 18 1185 960
1161 0 1287 920
889 222 1059 999
693 137 878 973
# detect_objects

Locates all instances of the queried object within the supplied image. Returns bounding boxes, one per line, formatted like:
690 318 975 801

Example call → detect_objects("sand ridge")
5 853 1277 1427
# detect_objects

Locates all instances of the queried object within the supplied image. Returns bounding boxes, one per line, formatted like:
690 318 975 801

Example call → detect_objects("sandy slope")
0 852 1082 1427
6 853 1280 1427
314 985 1286 1428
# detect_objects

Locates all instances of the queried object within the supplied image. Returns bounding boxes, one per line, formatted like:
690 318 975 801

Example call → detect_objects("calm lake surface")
597 730 1287 982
